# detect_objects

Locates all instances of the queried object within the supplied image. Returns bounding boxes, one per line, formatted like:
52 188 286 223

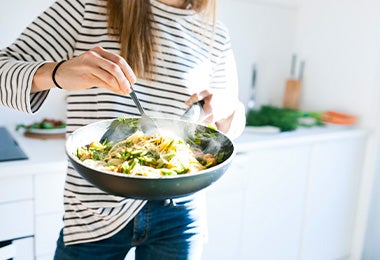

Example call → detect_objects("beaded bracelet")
52 60 66 89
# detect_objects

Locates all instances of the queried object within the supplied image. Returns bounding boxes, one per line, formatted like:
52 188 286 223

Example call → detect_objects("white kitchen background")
1 0 380 259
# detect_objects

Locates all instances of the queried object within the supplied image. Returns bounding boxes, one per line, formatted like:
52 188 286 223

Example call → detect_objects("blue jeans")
54 195 207 260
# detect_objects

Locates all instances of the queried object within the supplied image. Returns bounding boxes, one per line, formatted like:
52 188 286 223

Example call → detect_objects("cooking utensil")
101 100 205 144
66 118 235 200
100 88 158 143
247 64 257 110
129 90 158 134
180 100 205 122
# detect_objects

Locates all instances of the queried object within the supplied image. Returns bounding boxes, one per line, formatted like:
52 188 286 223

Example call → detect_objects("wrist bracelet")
52 60 66 89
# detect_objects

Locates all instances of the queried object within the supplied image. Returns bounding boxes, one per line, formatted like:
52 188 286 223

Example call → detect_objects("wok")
65 117 235 200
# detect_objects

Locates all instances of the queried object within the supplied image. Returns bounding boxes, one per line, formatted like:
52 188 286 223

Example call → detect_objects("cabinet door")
0 237 34 260
202 153 249 260
35 213 63 258
203 144 311 260
0 200 34 241
34 171 65 259
299 137 366 260
13 237 34 260
0 175 33 203
203 191 245 260
34 172 65 214
240 144 311 260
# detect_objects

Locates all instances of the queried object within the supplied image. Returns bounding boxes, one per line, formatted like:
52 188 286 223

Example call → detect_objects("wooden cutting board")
24 131 65 139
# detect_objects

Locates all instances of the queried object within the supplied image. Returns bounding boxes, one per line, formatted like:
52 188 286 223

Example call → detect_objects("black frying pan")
65 117 235 200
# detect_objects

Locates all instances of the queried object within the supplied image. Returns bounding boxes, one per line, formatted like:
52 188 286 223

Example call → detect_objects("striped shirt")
0 0 239 245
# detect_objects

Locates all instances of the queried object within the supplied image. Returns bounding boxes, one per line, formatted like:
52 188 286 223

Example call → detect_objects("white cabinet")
0 126 367 260
0 175 34 242
204 145 311 260
241 144 311 260
300 137 365 260
0 201 34 242
203 127 367 260
0 237 34 260
0 171 65 260
0 129 66 260
204 187 245 259
0 175 34 203
0 176 35 259
34 172 66 259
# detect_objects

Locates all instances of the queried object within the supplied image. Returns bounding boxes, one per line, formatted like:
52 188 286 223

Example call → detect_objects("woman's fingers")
93 46 136 85
185 89 235 126
55 46 136 94
185 89 212 106
185 90 215 124
85 47 135 94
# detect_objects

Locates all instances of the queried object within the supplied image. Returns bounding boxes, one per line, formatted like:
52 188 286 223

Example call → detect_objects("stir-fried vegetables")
76 131 217 177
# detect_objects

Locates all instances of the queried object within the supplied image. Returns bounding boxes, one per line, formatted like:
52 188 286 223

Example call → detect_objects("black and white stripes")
0 0 237 245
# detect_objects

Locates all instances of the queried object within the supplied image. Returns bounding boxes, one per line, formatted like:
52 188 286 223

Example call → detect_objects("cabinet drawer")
0 175 33 203
0 236 34 260
35 172 65 214
35 213 63 257
0 200 34 241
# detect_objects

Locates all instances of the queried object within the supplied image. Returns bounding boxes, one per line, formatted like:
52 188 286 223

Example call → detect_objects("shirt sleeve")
210 25 246 139
0 0 85 114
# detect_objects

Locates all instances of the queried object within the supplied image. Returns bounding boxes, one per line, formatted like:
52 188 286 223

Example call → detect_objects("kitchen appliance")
0 127 28 162
65 117 235 200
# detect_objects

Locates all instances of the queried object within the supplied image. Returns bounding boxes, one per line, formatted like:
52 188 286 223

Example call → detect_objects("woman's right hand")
32 46 136 95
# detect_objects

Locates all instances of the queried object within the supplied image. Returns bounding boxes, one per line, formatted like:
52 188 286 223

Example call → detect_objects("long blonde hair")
107 0 216 79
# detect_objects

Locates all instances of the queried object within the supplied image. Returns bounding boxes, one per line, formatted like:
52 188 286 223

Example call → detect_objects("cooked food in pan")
76 131 218 177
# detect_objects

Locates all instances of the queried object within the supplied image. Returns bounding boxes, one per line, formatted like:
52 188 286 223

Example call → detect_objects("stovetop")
0 127 28 162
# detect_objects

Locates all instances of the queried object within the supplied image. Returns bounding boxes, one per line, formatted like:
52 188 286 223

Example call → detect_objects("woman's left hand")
185 89 236 133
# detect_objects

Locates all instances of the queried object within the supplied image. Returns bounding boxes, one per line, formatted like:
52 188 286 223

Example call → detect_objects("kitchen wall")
0 0 298 128
218 0 298 109
0 0 66 127
293 1 380 259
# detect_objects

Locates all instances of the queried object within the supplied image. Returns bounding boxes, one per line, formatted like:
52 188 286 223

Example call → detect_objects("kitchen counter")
0 126 66 178
0 124 368 177
235 125 368 153
204 124 369 260
0 123 370 260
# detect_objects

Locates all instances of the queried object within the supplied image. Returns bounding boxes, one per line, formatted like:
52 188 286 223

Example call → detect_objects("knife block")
283 79 301 109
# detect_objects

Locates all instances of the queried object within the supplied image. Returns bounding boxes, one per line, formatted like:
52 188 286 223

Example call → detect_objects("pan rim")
66 148 236 180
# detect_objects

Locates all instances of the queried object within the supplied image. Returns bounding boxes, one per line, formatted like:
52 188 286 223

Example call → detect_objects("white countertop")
0 125 67 178
235 125 369 153
0 124 368 178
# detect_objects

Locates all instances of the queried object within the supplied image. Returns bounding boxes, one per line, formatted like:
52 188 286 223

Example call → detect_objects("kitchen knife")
247 64 257 110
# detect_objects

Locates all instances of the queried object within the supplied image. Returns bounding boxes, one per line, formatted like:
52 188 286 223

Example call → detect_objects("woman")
0 0 245 259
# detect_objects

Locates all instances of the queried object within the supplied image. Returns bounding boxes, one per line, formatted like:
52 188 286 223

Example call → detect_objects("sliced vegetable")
77 130 218 177
16 118 66 131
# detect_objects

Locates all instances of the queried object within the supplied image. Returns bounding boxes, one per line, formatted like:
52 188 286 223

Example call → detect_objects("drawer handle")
0 242 16 260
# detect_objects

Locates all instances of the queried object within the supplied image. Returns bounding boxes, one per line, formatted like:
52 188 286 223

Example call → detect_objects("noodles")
76 131 217 177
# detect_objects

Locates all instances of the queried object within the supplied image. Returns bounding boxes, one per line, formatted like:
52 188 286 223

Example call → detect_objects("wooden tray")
24 131 65 139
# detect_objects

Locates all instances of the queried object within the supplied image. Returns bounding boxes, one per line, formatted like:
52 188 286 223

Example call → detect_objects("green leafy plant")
246 105 323 132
